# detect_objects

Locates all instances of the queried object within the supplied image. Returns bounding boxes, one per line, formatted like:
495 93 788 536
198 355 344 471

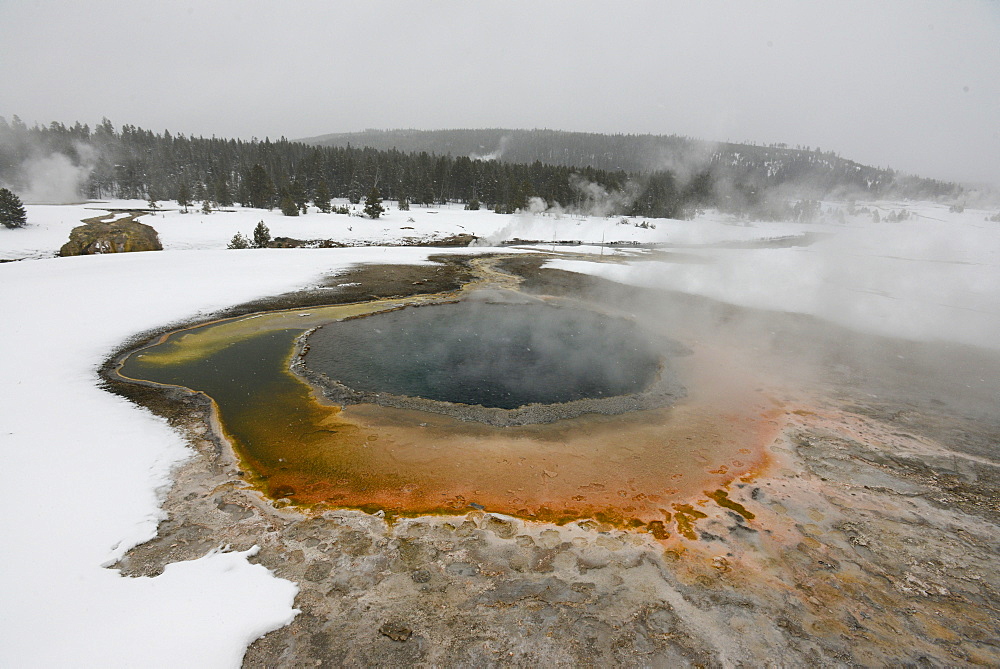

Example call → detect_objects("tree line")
307 128 962 202
0 116 960 222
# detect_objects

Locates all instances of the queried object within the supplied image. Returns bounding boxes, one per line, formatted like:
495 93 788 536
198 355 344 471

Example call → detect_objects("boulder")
60 215 162 256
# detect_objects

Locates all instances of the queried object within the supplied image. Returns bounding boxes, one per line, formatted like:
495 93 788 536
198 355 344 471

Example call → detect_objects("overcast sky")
3 0 998 185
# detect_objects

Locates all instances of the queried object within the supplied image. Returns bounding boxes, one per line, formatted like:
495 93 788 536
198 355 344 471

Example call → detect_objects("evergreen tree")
227 232 250 249
397 196 410 211
252 220 272 247
0 187 27 228
214 177 234 207
419 185 435 206
280 194 299 216
288 179 308 214
245 164 274 209
363 186 384 219
176 181 191 213
193 181 206 202
348 178 362 204
313 181 331 213
201 199 212 214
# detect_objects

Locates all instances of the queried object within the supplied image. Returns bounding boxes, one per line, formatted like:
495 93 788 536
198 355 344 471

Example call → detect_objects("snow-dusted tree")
288 179 308 214
244 164 274 209
177 181 191 213
364 186 384 219
0 187 27 228
313 180 331 213
227 232 250 249
252 220 271 248
280 195 299 216
348 179 362 204
214 177 234 208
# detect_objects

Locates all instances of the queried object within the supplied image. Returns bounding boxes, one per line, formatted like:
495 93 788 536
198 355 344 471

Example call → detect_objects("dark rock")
378 622 413 642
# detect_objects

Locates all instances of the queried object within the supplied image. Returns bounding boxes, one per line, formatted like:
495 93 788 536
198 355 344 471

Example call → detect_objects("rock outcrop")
60 212 162 256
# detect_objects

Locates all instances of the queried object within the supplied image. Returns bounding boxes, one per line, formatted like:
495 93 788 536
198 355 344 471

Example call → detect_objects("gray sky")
3 0 999 185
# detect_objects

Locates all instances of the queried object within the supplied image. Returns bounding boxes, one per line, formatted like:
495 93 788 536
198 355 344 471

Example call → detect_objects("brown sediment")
229 336 780 529
250 386 782 528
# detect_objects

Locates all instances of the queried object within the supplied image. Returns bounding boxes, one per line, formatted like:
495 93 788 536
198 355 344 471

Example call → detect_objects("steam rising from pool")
301 302 667 415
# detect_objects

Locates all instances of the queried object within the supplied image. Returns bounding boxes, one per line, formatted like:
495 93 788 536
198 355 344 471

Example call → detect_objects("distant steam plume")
13 150 95 204
470 135 510 161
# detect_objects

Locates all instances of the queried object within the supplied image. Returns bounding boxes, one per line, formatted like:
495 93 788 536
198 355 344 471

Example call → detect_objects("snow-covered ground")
0 197 839 260
1 198 999 666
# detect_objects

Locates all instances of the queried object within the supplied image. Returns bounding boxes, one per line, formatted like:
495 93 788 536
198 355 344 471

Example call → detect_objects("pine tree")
245 164 274 209
252 220 271 247
419 185 435 207
214 177 234 207
201 199 212 214
176 181 191 213
288 179 308 214
227 232 250 249
0 188 27 228
397 196 410 211
364 186 384 219
313 181 331 213
348 179 362 204
280 195 299 216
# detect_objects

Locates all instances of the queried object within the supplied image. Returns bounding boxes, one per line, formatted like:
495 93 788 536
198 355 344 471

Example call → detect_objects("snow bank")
3 198 814 260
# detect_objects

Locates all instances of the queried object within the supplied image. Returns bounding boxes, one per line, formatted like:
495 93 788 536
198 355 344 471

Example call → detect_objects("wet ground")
105 253 1000 667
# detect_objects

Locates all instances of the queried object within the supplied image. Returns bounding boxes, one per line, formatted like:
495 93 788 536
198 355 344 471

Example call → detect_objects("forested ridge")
304 128 960 201
1 117 960 220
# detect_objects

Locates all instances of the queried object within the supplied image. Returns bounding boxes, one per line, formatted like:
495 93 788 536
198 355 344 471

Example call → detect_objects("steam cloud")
0 131 98 205
13 150 95 204
469 135 510 162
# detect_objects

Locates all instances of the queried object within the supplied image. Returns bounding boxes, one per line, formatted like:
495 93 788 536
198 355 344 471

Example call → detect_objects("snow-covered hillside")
1 198 999 666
